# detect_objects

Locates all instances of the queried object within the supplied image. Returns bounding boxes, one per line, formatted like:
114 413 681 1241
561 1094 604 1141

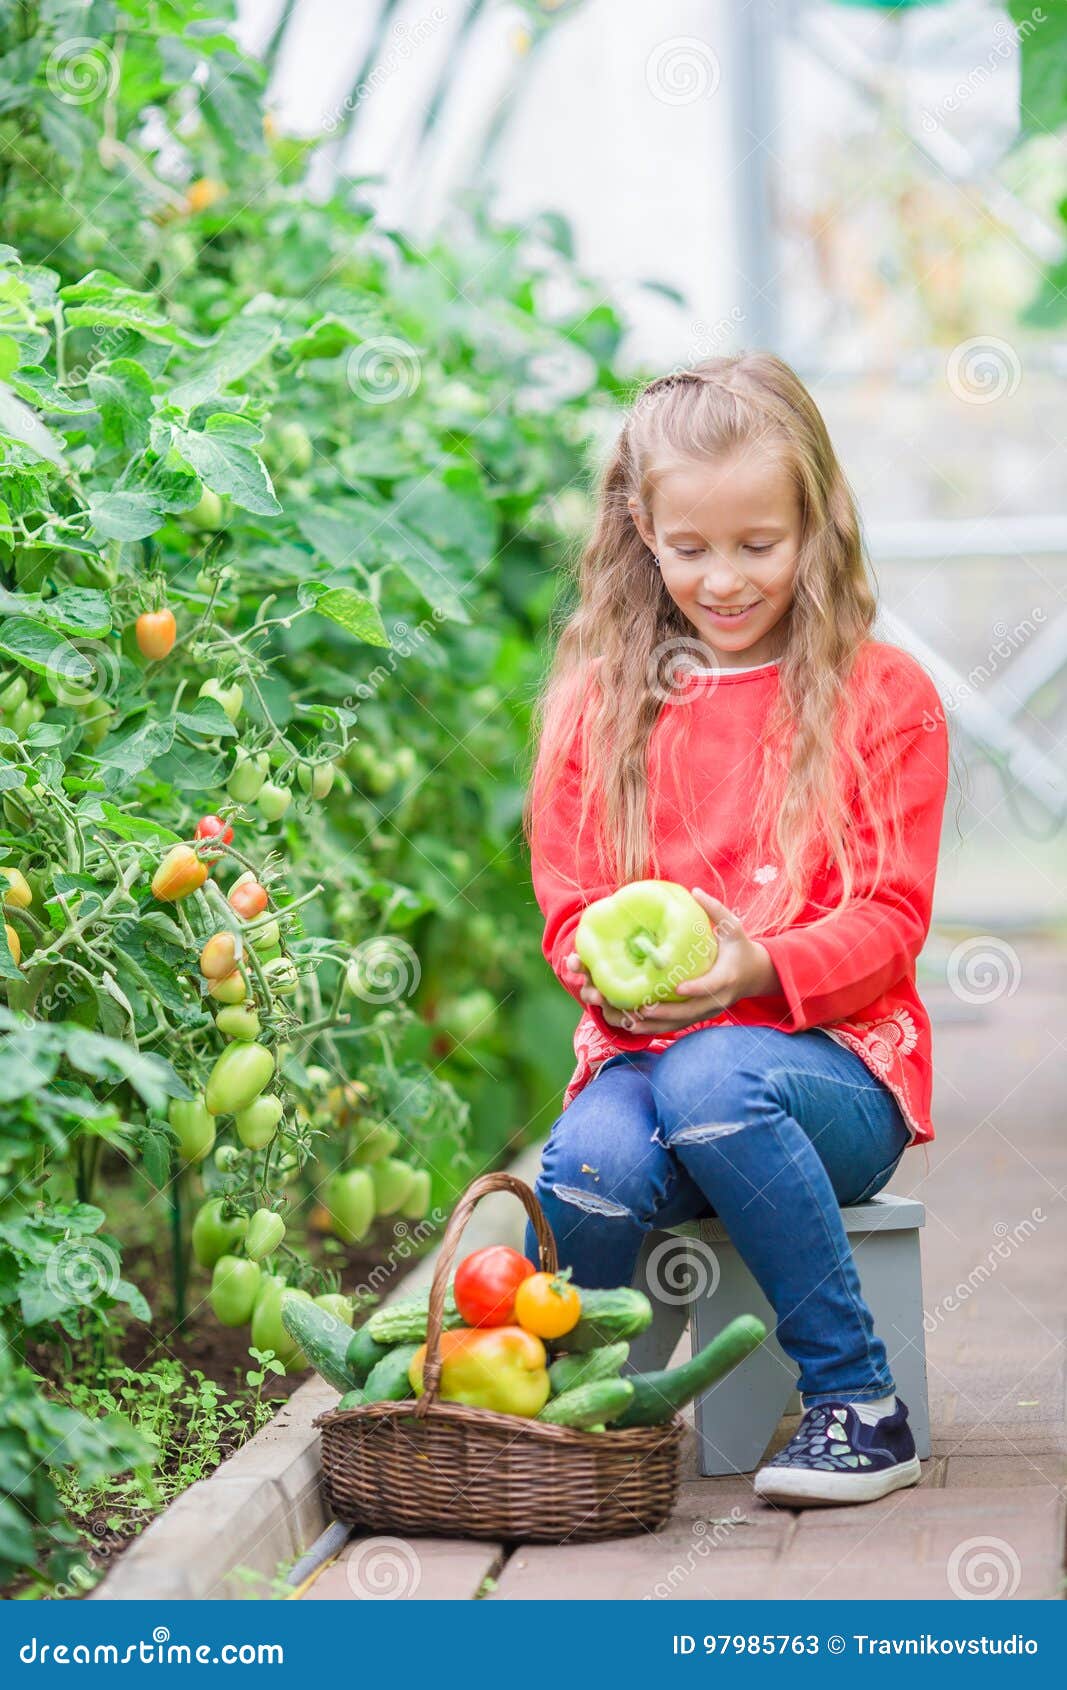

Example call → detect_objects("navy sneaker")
753 1398 921 1507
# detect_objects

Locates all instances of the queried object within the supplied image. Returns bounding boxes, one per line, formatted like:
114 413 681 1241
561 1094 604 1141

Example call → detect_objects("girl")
522 353 949 1508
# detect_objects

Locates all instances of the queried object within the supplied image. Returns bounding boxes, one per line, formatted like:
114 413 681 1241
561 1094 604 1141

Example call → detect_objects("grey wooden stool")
626 1194 929 1477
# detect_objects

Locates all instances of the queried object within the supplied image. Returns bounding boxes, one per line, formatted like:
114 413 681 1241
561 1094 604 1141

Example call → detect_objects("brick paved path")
304 941 1066 1601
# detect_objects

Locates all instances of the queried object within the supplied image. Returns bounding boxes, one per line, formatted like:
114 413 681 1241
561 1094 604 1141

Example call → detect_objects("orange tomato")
513 1271 582 1340
135 609 177 660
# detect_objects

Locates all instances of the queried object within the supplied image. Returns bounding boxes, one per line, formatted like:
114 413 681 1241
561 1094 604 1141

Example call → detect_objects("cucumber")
345 1324 392 1386
613 1315 767 1428
366 1283 463 1344
280 1297 360 1393
548 1341 629 1397
550 1287 653 1354
538 1377 634 1429
362 1342 422 1403
337 1388 367 1410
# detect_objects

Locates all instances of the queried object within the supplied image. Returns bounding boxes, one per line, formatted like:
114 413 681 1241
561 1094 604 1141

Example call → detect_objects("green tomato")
400 1168 432 1221
80 699 113 748
350 1120 400 1165
249 918 280 951
167 1096 217 1164
439 988 498 1045
574 880 717 1012
0 675 28 714
297 760 335 799
314 1292 354 1326
187 489 224 531
198 678 244 724
392 746 417 783
370 1158 415 1216
325 1169 375 1245
234 1094 284 1149
256 781 292 823
350 742 395 795
251 1277 310 1372
191 1198 248 1269
276 421 313 474
214 1144 244 1173
11 697 44 737
205 1040 275 1116
227 749 270 804
215 1004 261 1041
245 1208 286 1262
262 956 298 996
210 1255 262 1326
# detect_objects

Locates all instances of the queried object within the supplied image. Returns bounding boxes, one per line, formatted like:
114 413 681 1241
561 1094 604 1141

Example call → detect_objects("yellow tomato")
1 867 32 909
513 1272 582 1341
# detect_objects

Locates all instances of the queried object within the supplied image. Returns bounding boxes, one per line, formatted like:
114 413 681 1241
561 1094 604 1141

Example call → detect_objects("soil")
23 1217 429 1596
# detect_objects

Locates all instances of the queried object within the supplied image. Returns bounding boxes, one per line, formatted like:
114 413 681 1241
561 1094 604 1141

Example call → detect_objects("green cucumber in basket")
362 1342 422 1403
345 1324 392 1385
538 1378 634 1429
548 1341 629 1396
336 1388 367 1410
280 1296 360 1393
612 1315 767 1428
549 1287 653 1354
365 1283 464 1344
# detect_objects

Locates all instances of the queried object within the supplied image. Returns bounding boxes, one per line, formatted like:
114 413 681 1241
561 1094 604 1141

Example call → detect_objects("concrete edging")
93 1140 547 1600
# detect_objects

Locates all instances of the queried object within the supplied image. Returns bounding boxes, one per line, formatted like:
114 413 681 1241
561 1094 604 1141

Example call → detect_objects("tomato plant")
0 0 630 1587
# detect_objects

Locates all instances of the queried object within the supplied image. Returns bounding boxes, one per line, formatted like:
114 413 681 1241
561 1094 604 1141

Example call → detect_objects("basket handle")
413 1172 558 1418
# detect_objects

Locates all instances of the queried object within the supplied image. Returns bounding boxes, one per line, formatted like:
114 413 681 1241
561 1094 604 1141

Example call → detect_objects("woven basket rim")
313 1397 686 1445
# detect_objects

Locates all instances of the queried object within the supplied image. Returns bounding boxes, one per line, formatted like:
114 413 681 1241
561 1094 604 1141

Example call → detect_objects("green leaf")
0 918 19 980
87 359 155 455
176 701 238 738
8 366 95 417
1010 2 1067 134
60 271 199 347
88 490 165 541
98 718 174 781
97 803 181 845
200 52 267 161
61 1027 186 1111
303 585 390 647
0 618 92 683
40 589 111 639
174 423 280 515
0 382 67 467
169 315 280 408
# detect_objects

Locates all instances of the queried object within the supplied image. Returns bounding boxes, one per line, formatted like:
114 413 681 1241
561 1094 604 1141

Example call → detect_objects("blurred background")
239 0 1067 959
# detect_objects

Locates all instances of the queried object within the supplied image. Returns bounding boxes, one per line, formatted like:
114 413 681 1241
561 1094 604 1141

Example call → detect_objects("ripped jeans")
523 1024 911 1406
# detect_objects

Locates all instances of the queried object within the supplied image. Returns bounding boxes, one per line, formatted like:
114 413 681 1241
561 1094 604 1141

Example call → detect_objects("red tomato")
228 871 268 919
194 813 234 858
454 1245 536 1329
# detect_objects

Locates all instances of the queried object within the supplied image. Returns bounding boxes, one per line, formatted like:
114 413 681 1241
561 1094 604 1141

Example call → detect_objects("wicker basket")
314 1171 684 1543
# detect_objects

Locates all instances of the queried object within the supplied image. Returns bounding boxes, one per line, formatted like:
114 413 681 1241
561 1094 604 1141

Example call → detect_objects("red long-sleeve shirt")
530 640 950 1143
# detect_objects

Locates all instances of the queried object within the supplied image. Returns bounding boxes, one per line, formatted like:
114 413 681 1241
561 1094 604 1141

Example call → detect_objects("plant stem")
170 1163 187 1328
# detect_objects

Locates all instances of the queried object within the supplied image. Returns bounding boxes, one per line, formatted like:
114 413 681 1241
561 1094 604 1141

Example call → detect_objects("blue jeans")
523 1025 910 1406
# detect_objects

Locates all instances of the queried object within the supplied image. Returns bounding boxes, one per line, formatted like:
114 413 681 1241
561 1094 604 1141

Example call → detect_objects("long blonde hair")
523 352 908 937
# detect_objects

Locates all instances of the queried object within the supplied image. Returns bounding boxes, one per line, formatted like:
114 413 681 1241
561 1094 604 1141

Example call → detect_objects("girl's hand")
567 888 780 1036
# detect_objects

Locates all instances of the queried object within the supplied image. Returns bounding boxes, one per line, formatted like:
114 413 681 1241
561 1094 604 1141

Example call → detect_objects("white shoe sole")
753 1455 922 1508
